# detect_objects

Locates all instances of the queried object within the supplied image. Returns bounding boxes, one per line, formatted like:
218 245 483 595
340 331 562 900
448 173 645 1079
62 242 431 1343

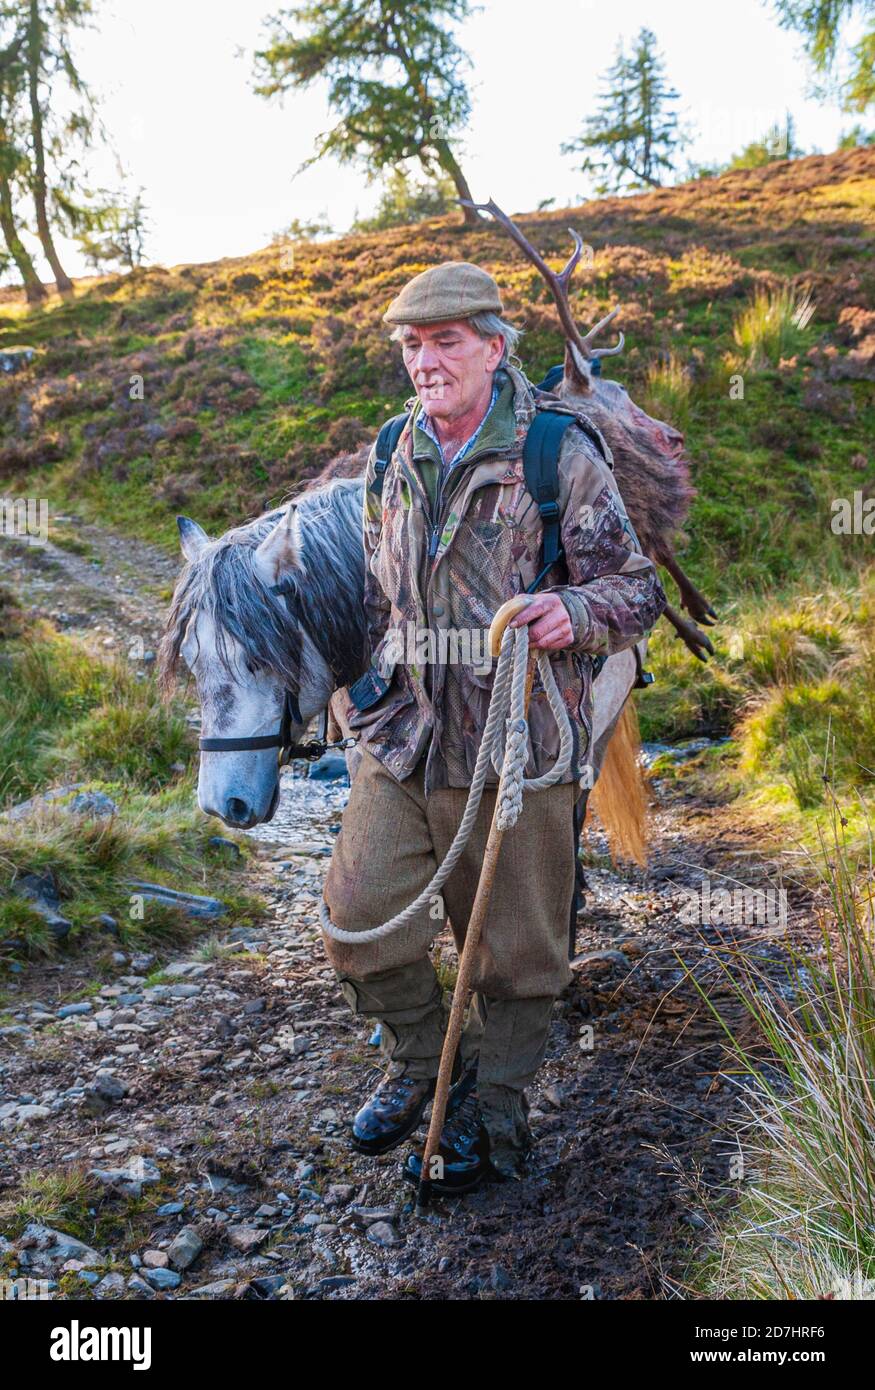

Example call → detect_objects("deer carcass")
462 198 717 660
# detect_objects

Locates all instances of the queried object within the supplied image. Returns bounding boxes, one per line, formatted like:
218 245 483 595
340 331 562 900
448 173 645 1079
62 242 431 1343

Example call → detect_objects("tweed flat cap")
383 261 503 325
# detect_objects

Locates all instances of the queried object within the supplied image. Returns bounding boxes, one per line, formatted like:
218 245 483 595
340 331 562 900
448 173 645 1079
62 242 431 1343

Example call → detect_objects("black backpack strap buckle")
536 498 560 522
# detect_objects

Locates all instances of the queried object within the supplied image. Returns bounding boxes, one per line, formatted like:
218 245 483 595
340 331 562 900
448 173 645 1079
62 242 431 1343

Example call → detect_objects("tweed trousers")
322 746 582 1163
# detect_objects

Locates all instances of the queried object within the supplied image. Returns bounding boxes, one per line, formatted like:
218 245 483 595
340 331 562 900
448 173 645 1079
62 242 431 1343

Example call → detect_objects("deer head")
460 197 625 393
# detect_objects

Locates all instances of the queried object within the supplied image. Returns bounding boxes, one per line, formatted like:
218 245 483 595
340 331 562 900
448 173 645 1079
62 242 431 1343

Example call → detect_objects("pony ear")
252 507 300 589
177 516 209 562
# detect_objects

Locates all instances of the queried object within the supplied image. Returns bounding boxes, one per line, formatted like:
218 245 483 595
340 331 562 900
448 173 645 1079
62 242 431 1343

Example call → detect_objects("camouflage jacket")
341 364 666 794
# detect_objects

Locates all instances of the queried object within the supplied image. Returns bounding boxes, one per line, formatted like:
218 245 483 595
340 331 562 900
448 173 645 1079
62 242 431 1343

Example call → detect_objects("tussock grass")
0 1164 164 1256
732 284 815 368
51 695 192 788
0 785 248 953
685 808 875 1299
0 617 259 956
640 574 875 825
0 1167 98 1241
643 350 693 429
0 616 192 804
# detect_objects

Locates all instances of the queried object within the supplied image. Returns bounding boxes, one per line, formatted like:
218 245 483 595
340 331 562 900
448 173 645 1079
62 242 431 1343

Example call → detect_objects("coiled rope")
319 621 574 945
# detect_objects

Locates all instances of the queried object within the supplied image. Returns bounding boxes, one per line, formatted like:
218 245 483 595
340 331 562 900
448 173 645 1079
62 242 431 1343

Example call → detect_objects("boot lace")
443 1091 483 1146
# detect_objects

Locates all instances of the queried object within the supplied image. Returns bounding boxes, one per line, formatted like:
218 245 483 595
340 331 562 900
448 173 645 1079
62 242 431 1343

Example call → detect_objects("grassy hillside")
1 146 873 829
0 587 260 954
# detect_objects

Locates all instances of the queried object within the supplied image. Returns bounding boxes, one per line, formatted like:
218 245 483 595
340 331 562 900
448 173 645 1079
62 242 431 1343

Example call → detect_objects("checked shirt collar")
415 378 501 479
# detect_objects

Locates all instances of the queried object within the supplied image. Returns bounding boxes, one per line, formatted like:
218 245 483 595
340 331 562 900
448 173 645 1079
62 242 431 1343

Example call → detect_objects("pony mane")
159 477 368 699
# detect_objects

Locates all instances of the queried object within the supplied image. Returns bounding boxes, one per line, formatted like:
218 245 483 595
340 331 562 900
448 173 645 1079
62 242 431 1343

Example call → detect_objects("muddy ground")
0 524 815 1301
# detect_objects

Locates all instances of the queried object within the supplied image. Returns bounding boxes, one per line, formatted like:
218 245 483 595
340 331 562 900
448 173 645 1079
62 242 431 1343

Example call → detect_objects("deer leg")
662 553 718 625
663 603 714 662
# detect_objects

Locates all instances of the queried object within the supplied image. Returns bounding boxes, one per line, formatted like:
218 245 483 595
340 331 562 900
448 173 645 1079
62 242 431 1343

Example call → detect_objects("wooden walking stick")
417 596 537 1210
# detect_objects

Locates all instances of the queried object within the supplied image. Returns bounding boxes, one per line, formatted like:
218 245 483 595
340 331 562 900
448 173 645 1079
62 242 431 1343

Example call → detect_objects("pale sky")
8 0 867 282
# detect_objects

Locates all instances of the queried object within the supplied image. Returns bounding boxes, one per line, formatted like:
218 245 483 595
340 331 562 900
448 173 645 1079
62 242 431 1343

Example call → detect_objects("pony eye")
245 660 260 676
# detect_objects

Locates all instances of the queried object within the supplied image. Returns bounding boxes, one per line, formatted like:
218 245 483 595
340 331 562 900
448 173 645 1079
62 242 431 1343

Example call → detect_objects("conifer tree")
562 28 686 194
254 1 483 224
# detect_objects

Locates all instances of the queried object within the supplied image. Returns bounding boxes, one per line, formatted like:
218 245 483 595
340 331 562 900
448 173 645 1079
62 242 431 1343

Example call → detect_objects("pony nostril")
225 797 250 825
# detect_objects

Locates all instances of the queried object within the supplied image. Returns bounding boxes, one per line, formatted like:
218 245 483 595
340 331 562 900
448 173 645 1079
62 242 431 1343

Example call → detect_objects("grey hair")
469 311 523 366
390 311 523 367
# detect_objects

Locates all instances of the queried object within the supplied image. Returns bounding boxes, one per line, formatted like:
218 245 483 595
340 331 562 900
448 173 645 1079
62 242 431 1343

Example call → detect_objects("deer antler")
460 197 625 362
580 306 625 357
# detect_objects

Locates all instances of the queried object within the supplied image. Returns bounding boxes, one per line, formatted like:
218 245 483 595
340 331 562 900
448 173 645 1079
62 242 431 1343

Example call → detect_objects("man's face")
399 320 504 422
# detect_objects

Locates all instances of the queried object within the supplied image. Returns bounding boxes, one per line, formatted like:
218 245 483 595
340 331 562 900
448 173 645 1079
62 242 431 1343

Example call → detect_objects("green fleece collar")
409 369 520 470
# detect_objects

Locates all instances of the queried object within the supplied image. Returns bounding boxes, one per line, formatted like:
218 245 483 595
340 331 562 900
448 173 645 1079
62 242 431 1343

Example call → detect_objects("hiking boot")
351 1058 474 1157
402 1091 494 1195
351 1065 435 1156
489 1141 531 1182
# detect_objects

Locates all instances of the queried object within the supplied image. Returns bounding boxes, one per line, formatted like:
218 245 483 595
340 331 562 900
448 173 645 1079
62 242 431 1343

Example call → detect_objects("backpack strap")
523 409 577 594
523 408 614 686
368 411 410 498
535 363 565 393
633 644 655 688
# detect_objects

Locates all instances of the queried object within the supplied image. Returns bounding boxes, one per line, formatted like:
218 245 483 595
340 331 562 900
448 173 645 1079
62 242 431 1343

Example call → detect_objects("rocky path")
0 523 815 1301
0 515 177 657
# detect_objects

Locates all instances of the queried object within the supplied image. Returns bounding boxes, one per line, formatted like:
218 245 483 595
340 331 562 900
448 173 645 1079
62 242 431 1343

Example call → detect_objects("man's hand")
508 593 574 651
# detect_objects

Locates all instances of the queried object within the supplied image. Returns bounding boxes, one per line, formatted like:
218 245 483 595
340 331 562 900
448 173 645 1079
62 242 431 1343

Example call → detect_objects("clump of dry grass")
643 350 693 429
685 803 875 1299
732 284 815 368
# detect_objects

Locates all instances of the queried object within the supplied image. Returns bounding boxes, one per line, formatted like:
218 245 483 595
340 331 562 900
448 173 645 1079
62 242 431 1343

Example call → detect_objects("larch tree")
0 0 111 300
772 1 874 113
253 0 484 225
23 0 96 296
0 25 45 300
76 187 150 270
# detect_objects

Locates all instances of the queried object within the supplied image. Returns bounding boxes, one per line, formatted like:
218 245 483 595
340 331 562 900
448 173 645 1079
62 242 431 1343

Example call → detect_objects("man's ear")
486 332 505 371
177 516 209 563
252 506 301 588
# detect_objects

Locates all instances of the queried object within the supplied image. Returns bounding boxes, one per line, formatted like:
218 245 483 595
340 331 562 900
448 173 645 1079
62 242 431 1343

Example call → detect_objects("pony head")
159 481 366 828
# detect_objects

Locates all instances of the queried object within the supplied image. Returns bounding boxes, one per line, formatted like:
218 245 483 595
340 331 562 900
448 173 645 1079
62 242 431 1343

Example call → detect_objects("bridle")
198 689 356 765
196 567 358 766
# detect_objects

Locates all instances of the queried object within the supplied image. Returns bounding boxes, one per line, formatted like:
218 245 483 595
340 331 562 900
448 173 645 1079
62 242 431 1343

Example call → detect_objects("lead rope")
318 623 574 945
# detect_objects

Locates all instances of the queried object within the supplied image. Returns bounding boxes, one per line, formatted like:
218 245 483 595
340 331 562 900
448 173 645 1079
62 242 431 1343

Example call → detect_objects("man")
322 261 665 1193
